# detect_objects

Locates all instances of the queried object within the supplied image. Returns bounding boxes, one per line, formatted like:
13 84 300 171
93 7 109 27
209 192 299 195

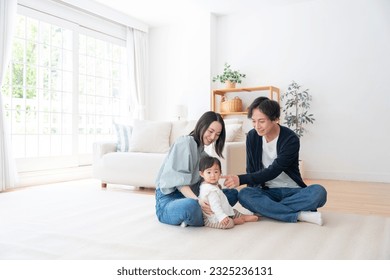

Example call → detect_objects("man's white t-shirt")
262 136 300 188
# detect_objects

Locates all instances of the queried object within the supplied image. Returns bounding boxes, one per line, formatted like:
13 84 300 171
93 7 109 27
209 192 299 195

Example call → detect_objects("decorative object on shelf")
225 81 236 89
211 86 280 117
220 96 242 113
212 63 246 88
281 81 315 138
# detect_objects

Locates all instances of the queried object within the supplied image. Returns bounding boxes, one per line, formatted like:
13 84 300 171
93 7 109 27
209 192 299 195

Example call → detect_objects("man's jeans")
238 184 327 222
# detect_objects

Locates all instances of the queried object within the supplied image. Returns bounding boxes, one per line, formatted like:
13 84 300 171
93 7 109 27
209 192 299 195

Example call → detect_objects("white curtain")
0 0 19 191
126 28 148 120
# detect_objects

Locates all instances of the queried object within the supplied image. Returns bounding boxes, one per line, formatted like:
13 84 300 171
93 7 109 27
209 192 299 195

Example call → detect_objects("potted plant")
281 80 315 138
212 63 246 88
281 81 315 178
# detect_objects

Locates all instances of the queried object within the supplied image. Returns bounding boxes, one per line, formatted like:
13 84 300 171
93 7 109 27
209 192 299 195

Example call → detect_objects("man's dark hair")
247 96 280 121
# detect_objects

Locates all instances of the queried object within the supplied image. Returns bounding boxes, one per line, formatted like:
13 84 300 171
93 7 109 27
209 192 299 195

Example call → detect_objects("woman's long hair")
189 111 225 158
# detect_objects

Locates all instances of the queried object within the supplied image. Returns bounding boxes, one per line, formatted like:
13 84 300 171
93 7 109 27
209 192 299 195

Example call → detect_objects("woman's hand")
199 199 213 215
179 186 212 214
221 175 240 188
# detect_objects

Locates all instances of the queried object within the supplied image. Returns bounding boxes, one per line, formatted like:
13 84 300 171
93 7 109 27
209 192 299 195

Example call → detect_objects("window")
1 6 129 172
78 34 127 155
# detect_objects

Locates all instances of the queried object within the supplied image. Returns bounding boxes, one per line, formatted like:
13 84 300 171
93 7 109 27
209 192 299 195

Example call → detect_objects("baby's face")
200 163 221 184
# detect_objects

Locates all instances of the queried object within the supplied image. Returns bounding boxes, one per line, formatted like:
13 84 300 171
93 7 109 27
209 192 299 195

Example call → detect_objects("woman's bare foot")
243 215 259 222
233 217 245 225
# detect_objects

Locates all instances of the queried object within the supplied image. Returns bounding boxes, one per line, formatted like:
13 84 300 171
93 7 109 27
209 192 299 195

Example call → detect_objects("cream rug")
0 180 389 260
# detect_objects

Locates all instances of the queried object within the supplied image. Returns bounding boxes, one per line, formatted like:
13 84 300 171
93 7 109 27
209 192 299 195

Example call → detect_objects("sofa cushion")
98 152 166 186
224 118 243 125
225 119 246 142
225 123 244 142
129 120 172 153
170 120 197 145
114 123 133 152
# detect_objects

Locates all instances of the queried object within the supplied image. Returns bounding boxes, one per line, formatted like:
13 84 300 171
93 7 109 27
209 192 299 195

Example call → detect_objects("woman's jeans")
155 188 238 226
238 184 327 223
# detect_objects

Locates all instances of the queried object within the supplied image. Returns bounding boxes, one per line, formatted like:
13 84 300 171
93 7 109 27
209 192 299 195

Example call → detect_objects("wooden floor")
306 179 390 217
126 179 390 217
8 178 390 217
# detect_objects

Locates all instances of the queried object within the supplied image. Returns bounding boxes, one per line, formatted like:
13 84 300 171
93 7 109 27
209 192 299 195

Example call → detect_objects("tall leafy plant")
281 81 315 138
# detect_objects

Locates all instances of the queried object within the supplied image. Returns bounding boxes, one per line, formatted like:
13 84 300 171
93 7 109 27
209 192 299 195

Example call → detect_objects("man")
223 97 327 225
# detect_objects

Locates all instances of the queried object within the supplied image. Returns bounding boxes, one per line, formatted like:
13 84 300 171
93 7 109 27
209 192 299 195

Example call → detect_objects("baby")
198 156 258 229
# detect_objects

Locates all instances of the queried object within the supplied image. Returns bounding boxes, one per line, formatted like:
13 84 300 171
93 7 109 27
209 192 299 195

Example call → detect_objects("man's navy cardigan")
238 125 307 188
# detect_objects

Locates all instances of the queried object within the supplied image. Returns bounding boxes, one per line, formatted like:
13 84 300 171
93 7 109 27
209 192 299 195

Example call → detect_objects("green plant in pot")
281 81 315 178
212 63 246 88
281 81 315 138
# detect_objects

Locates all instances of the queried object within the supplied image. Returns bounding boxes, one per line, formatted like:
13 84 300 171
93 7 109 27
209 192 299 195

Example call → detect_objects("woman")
155 111 238 227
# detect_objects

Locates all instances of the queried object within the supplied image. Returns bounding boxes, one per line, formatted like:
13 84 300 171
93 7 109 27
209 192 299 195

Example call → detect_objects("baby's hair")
199 156 222 173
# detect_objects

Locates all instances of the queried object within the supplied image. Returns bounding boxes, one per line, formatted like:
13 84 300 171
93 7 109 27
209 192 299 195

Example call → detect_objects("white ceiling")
91 0 312 27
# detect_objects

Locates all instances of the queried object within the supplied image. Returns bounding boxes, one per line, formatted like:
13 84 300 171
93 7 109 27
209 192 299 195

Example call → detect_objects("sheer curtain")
127 28 148 120
0 0 18 192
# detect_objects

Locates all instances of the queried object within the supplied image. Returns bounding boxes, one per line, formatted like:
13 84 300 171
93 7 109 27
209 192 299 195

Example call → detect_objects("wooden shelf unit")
211 86 280 117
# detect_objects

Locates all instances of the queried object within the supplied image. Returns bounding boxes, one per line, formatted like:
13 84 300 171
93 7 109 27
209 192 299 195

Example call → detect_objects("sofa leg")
101 182 107 188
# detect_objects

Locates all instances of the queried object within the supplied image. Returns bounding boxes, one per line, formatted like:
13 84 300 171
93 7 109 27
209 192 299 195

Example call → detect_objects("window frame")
6 2 130 172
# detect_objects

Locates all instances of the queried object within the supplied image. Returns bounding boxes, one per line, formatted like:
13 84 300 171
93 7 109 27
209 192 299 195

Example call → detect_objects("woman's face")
202 121 222 146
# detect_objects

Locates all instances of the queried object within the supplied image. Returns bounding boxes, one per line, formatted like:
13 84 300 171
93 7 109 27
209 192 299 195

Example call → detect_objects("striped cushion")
114 123 133 152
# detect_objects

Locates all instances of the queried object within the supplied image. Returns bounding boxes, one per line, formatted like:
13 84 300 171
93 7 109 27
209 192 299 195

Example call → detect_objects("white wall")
148 12 213 121
148 0 390 183
215 0 390 182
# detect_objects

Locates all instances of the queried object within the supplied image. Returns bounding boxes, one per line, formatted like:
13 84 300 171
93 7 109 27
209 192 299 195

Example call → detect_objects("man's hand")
221 175 240 188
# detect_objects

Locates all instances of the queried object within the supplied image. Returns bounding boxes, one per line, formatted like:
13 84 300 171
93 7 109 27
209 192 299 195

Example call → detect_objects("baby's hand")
221 216 232 226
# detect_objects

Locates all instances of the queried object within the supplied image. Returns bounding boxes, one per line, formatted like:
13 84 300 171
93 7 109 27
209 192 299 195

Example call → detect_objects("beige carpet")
0 180 389 260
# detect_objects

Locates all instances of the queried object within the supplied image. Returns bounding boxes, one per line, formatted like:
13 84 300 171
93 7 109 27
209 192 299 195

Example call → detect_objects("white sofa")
93 119 246 188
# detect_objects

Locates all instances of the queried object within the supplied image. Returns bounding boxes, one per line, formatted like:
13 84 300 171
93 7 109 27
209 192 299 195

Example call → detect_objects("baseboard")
17 166 93 187
16 166 390 187
305 170 390 184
